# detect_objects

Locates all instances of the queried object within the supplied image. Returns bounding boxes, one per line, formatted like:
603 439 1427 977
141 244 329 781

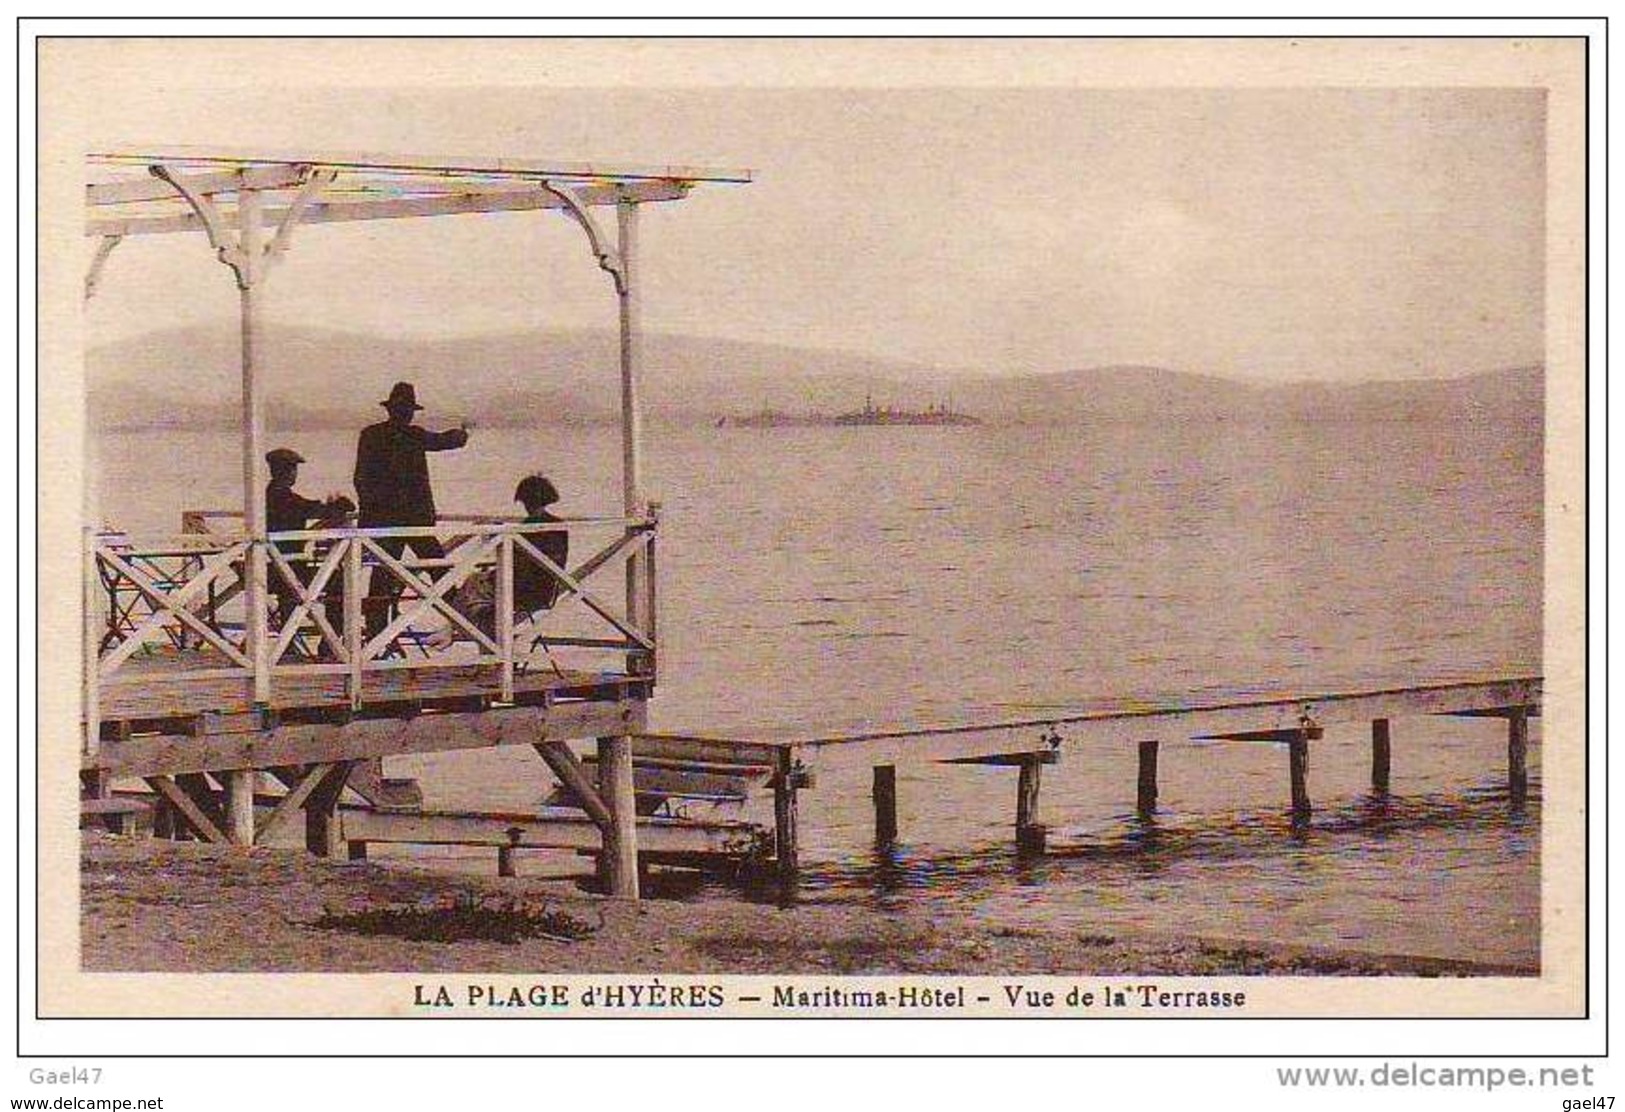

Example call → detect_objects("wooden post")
872 765 898 846
1136 741 1159 818
1016 754 1046 854
617 197 645 677
345 536 364 709
226 769 256 846
597 735 640 898
497 532 515 702
238 185 271 707
1508 706 1529 812
497 846 517 878
82 528 101 760
1371 718 1392 795
1289 731 1311 824
773 749 800 885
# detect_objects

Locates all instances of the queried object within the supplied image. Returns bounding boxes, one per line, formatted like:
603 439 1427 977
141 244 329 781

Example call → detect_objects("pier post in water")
1508 706 1529 812
1288 731 1312 825
1136 741 1159 819
1371 718 1392 795
773 750 801 888
1015 754 1046 855
872 765 898 847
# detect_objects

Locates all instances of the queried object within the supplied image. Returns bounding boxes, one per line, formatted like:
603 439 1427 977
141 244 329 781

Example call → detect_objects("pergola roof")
86 146 753 238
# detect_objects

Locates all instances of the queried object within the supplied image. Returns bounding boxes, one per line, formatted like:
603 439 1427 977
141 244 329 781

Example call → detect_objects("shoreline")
80 834 1535 977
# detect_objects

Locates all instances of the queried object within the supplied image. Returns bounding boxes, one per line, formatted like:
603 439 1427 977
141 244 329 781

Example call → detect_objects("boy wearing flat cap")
265 447 354 632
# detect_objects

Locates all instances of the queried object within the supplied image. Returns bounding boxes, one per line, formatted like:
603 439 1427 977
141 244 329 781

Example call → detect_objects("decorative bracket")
535 179 627 295
150 163 333 290
263 166 336 268
83 233 123 302
151 164 253 288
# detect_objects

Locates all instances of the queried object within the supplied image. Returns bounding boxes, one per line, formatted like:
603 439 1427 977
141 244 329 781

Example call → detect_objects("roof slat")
89 145 753 185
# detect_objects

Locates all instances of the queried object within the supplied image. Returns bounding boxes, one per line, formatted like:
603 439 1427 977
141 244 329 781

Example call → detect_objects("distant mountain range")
86 324 1543 431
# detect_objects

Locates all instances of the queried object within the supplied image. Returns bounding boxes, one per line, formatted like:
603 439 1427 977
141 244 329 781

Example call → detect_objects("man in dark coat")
354 382 470 639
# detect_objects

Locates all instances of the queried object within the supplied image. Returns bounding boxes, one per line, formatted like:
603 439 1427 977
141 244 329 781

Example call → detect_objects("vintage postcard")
27 30 1594 1058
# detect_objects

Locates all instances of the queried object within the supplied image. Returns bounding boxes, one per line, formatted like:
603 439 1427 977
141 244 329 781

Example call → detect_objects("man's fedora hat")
381 382 424 410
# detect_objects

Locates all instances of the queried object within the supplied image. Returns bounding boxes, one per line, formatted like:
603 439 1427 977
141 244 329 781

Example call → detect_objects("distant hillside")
86 325 1543 431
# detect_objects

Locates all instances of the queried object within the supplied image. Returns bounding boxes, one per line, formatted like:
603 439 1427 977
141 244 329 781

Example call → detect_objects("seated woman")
512 473 569 615
432 474 569 648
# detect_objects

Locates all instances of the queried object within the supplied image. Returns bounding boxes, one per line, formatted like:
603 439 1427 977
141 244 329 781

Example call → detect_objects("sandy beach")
80 833 1532 976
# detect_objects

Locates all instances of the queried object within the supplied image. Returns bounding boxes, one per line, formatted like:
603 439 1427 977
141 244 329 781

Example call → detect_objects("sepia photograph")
25 27 1594 1064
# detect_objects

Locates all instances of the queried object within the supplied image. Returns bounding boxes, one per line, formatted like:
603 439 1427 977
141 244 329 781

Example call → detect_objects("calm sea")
91 413 1544 967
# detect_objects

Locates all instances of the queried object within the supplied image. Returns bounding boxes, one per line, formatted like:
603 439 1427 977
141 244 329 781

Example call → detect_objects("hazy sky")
71 48 1548 383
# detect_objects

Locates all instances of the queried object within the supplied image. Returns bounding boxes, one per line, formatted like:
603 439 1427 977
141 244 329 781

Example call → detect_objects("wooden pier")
646 673 1542 890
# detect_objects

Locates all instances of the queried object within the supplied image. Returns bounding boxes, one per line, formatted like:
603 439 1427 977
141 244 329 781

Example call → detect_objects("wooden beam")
341 808 762 856
91 698 646 778
944 750 1059 766
87 180 691 238
146 775 229 844
90 146 754 183
87 164 311 206
633 733 782 768
534 741 614 831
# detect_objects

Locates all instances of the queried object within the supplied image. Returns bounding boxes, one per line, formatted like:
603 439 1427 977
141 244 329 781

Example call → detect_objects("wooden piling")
1016 754 1045 854
1288 732 1311 823
597 735 640 898
1371 718 1392 795
872 764 898 846
773 750 800 884
226 769 256 846
1136 741 1159 818
1508 706 1529 811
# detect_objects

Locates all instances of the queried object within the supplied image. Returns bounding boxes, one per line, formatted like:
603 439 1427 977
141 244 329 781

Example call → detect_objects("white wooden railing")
85 508 658 741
